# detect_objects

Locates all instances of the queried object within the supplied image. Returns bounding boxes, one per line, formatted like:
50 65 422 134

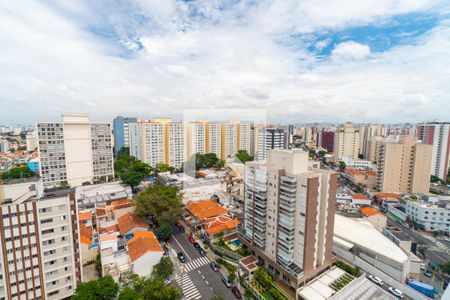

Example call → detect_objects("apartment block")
406 200 450 233
37 114 114 188
221 121 238 159
241 149 337 291
166 121 185 168
318 130 334 153
238 122 252 154
334 123 360 160
361 124 382 159
0 191 81 300
206 122 222 158
26 132 38 152
112 116 137 155
376 136 432 194
417 122 450 180
186 121 206 160
256 128 286 161
366 136 383 164
135 120 165 167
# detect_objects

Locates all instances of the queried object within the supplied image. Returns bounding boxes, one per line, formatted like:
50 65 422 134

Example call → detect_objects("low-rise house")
360 207 387 231
351 194 371 206
343 167 376 191
111 199 135 219
127 230 164 277
117 212 148 237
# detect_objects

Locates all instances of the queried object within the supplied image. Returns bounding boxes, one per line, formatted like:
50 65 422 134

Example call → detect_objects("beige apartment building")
334 123 360 160
376 136 432 194
242 149 337 292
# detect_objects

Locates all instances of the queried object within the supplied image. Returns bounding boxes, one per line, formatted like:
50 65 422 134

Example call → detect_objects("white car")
420 263 426 270
444 236 450 242
388 287 404 298
368 275 383 286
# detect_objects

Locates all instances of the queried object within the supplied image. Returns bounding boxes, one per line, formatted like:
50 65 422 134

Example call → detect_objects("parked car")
189 236 196 244
175 222 185 232
424 271 433 278
177 252 186 263
444 236 450 242
388 287 404 298
401 222 410 229
199 248 206 256
193 242 201 250
368 275 383 286
231 286 242 299
420 263 426 270
164 277 172 285
210 262 219 272
222 277 232 288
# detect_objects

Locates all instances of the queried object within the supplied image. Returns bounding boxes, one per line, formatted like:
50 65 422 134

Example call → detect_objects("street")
168 226 237 300
365 275 413 300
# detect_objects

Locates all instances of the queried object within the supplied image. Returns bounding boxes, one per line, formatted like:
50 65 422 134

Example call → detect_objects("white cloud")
0 0 448 124
332 41 371 59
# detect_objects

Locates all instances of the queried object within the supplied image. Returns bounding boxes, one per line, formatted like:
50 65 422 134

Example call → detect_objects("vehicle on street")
189 236 196 244
408 280 434 298
222 277 232 288
177 252 186 263
199 248 206 256
231 286 242 299
388 287 404 298
210 262 219 272
164 277 172 285
420 263 426 270
444 236 450 242
401 222 410 229
175 222 185 232
368 275 383 286
193 242 201 249
424 271 433 277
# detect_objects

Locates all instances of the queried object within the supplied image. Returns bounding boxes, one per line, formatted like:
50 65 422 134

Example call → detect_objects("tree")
235 150 253 163
1 166 36 180
433 230 440 238
120 171 142 189
156 163 170 173
430 175 443 184
152 256 175 279
156 222 173 242
195 153 224 170
318 150 327 158
118 287 144 300
439 261 450 275
338 161 346 171
135 185 183 224
118 146 130 158
72 276 119 300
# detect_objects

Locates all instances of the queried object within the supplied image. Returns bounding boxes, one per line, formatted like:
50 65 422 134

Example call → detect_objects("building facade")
376 136 432 194
256 128 286 161
318 130 334 153
406 200 450 233
334 123 360 160
241 149 337 291
417 122 450 180
37 114 114 188
112 117 137 156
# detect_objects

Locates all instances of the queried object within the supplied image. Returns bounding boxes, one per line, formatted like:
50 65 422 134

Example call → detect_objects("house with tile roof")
343 167 376 191
127 230 164 277
117 212 148 236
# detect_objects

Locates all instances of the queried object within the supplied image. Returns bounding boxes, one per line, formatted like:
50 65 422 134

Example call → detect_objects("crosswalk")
175 273 201 300
184 256 210 273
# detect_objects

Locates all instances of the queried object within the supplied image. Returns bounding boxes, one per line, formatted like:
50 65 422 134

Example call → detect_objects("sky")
1 0 450 124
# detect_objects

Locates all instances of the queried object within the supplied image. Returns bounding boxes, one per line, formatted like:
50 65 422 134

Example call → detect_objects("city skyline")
1 1 450 124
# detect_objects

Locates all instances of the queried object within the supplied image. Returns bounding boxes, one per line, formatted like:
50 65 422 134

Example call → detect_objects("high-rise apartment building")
135 120 165 168
186 121 206 160
361 124 382 159
334 123 360 160
221 121 238 159
166 121 185 168
112 117 137 156
37 114 114 188
238 122 252 154
365 136 383 163
376 136 432 194
256 128 286 161
241 149 336 290
318 130 334 153
417 122 450 180
0 190 81 300
26 131 38 152
206 122 222 158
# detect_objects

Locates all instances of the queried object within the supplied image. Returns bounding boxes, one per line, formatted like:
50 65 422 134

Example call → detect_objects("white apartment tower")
417 122 450 180
206 122 222 158
221 122 238 159
166 121 185 168
186 122 206 160
256 128 286 161
238 122 252 154
242 149 337 289
0 191 81 300
37 114 114 188
334 122 361 160
136 120 165 167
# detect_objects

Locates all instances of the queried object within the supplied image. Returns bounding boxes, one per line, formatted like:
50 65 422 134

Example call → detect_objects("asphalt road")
365 275 413 300
168 227 237 300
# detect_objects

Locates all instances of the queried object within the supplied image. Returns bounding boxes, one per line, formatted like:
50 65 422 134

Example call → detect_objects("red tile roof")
186 200 228 221
352 194 369 200
128 230 163 261
111 199 134 210
117 213 148 236
360 207 381 217
79 212 92 222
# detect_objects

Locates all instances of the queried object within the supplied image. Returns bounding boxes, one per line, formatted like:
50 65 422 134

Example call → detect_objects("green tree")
152 256 175 279
117 146 130 158
433 230 440 238
156 222 173 242
1 166 36 180
72 276 119 300
120 171 142 189
430 175 443 184
318 150 327 158
235 150 253 163
156 163 170 173
195 153 224 170
439 261 450 275
338 161 346 171
118 287 144 300
123 275 181 300
135 185 183 224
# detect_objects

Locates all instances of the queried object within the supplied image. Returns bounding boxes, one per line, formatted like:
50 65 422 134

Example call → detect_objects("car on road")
420 263 426 270
210 262 219 272
444 236 450 242
199 248 206 256
401 222 410 229
175 222 185 232
164 277 172 285
177 252 186 263
368 275 383 286
193 242 201 249
388 287 404 298
189 236 196 244
424 271 433 277
231 286 242 299
222 277 232 288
